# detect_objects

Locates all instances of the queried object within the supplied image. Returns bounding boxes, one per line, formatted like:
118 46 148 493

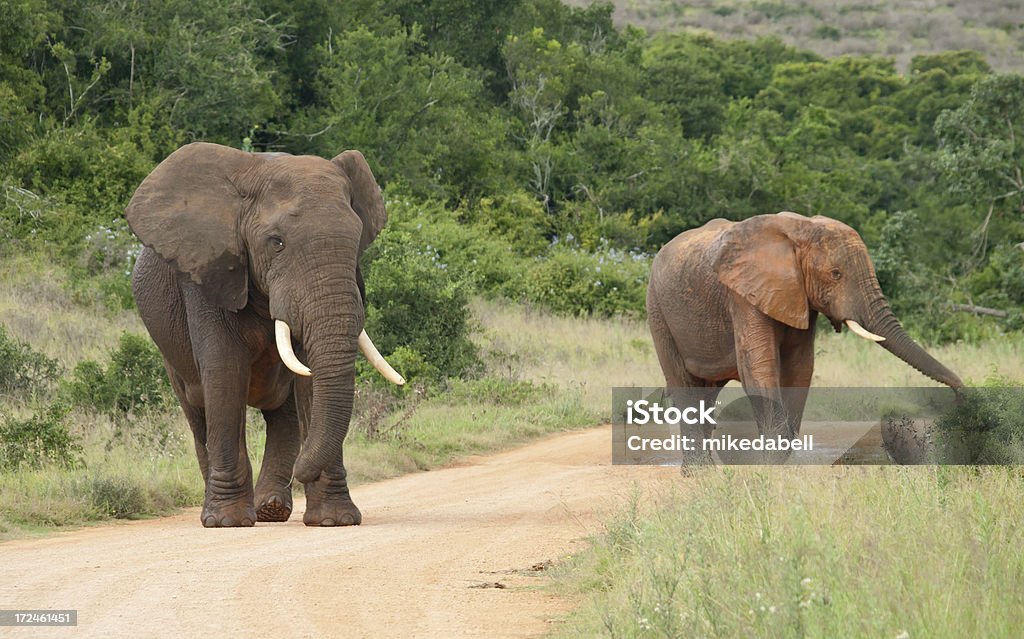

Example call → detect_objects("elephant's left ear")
714 218 810 330
332 150 387 254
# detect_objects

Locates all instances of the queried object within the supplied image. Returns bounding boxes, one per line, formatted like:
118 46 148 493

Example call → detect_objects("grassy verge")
551 466 1024 638
0 381 591 540
345 382 590 483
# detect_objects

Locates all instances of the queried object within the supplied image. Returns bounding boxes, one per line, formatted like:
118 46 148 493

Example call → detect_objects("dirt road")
0 426 679 638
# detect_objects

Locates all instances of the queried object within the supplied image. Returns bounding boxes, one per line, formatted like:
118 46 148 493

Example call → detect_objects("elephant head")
126 142 403 483
713 211 964 389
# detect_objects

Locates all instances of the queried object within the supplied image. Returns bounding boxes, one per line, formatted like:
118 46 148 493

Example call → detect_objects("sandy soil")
0 426 680 638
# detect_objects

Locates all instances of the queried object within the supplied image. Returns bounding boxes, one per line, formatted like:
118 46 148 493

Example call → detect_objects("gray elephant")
647 211 963 446
128 142 404 527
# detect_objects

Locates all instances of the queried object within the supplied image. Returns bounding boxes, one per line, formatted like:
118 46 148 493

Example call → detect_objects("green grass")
552 466 1024 638
345 386 592 483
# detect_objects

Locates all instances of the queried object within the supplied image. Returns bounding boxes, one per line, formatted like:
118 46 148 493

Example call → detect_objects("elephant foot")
201 499 257 528
255 493 293 522
303 500 361 526
303 498 361 527
302 464 361 526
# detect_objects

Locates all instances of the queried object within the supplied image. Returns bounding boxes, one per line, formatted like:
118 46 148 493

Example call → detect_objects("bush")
934 381 1024 464
0 402 82 470
508 243 650 317
385 195 522 294
361 225 482 386
5 121 156 250
382 194 652 319
65 333 172 418
0 324 60 395
89 475 149 519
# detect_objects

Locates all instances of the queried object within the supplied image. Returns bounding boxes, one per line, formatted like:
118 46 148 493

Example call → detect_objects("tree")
42 0 287 143
936 73 1024 257
292 25 512 200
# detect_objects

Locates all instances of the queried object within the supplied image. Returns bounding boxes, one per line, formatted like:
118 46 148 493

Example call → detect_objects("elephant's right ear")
332 150 387 254
126 142 252 311
714 218 810 330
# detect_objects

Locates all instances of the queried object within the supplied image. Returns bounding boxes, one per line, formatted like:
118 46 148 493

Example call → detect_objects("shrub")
361 225 482 386
0 402 82 470
65 333 172 418
89 475 149 519
934 381 1024 464
0 324 60 395
5 121 156 250
508 243 650 317
385 195 522 294
381 194 652 319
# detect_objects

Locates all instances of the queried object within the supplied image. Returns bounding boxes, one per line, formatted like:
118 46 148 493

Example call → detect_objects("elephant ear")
714 217 810 330
332 150 387 254
126 142 253 311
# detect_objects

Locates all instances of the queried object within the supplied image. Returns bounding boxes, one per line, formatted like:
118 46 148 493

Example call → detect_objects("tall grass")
0 255 144 364
553 466 1024 638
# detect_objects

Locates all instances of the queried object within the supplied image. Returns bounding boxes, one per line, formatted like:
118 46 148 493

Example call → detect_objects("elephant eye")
830 268 842 281
270 236 285 251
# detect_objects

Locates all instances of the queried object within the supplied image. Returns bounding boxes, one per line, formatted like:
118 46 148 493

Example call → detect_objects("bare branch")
950 303 1009 318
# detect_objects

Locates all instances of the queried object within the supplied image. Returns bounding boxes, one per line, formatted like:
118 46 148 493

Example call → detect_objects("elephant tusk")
359 330 406 385
845 319 886 343
275 320 312 377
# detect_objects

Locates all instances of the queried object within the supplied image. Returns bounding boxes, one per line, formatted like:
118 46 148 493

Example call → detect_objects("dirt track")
0 426 679 638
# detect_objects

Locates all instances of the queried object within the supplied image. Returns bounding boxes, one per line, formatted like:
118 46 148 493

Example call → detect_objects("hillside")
568 0 1024 71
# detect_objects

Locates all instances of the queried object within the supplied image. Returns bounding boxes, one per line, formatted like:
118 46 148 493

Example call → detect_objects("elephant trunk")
291 295 362 485
864 300 965 389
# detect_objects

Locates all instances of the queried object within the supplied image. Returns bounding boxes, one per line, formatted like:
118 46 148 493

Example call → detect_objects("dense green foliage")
934 383 1024 464
65 333 173 418
1 0 1022 344
0 402 81 470
360 220 483 384
0 324 61 395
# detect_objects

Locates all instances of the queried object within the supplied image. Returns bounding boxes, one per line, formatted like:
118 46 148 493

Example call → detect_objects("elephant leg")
732 309 791 440
167 369 209 482
292 375 360 526
199 363 255 528
651 298 721 471
255 395 300 522
779 331 815 437
648 298 692 388
188 327 256 528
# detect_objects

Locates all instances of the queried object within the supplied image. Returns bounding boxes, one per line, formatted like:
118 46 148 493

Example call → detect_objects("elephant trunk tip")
293 455 324 485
